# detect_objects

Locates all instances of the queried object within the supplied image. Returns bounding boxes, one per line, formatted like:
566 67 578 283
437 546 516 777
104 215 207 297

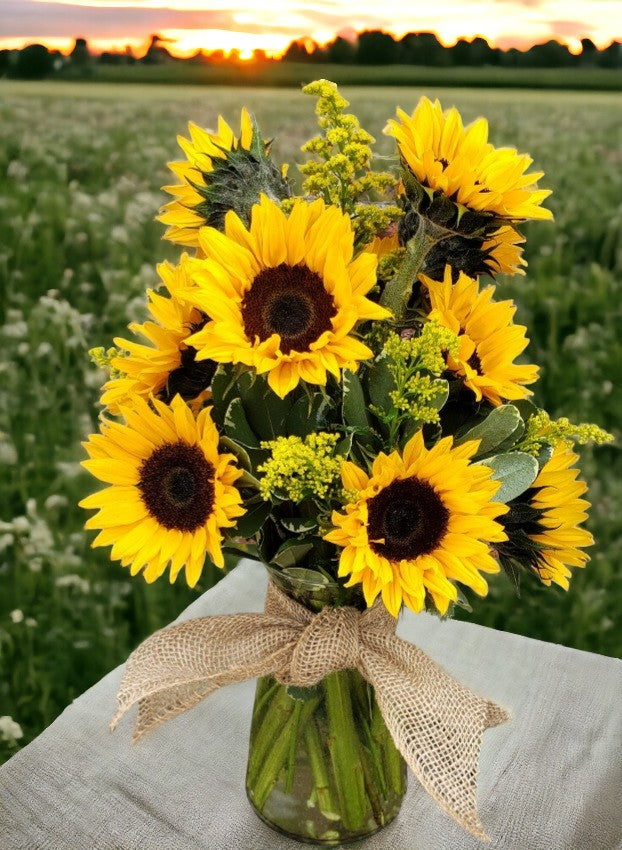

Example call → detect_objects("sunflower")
497 445 593 590
157 110 289 247
484 226 527 277
181 195 391 398
324 432 508 617
417 224 527 282
385 97 552 222
422 267 538 406
101 260 217 414
80 396 245 586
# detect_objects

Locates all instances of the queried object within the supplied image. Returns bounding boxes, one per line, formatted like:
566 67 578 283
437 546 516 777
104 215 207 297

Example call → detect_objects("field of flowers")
0 81 620 762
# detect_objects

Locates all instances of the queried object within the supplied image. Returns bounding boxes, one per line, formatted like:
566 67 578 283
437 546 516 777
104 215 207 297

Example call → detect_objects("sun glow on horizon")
2 0 622 58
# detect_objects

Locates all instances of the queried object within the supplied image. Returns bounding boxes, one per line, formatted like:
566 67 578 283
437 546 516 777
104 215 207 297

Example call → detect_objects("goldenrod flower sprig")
517 409 613 457
300 80 401 246
258 433 343 504
371 320 460 443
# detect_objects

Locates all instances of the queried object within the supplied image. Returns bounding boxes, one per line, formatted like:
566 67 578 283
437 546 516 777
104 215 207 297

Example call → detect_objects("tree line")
2 30 621 81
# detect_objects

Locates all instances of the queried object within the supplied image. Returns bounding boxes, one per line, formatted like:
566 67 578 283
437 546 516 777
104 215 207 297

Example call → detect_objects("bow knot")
285 605 361 685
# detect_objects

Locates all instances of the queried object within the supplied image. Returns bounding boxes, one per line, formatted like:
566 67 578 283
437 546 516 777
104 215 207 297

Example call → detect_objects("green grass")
56 62 622 91
0 81 620 762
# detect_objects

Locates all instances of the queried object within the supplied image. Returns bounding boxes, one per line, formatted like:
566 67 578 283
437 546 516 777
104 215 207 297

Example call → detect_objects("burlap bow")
112 581 509 839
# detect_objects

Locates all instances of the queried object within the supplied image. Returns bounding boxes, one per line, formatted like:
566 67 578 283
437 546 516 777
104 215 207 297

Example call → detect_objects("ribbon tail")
111 612 297 742
360 636 509 840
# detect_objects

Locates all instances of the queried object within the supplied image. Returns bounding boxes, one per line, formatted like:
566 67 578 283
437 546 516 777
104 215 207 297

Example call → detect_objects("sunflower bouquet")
82 81 611 845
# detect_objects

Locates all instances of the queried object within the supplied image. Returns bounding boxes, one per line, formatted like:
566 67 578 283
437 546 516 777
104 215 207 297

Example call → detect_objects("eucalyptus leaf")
224 397 260 449
536 443 554 468
457 405 523 456
512 399 539 424
479 452 539 503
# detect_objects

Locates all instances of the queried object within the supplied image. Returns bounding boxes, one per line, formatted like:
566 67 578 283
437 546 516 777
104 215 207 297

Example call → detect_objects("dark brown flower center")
138 441 215 531
467 351 483 375
241 263 336 354
159 346 217 404
367 476 449 561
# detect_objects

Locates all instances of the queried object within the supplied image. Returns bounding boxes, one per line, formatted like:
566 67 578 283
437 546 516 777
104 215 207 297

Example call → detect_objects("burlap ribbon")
112 581 509 839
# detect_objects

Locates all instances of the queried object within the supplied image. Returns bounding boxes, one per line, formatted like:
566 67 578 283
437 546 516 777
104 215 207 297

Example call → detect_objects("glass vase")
245 568 407 845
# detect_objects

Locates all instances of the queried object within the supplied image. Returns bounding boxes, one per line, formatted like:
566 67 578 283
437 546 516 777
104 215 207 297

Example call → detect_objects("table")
1 560 621 849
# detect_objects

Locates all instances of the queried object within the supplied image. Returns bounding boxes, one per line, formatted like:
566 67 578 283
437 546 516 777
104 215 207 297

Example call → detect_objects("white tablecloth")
1 560 621 850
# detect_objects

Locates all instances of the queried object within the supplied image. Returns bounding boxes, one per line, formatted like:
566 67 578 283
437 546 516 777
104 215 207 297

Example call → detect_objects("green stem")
324 671 368 832
371 698 404 796
350 673 388 799
246 683 296 786
250 696 320 810
252 676 281 724
284 700 303 794
379 222 435 319
303 715 340 820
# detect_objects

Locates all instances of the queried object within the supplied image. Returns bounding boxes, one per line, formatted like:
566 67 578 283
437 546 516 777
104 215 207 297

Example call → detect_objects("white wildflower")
0 716 24 744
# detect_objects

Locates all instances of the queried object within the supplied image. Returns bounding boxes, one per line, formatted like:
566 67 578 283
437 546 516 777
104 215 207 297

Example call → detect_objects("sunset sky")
1 0 622 58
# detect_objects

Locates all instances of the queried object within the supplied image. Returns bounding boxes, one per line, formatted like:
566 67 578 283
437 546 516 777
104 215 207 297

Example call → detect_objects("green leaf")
280 517 319 534
271 538 315 568
235 500 272 538
536 443 554 468
219 435 252 471
512 399 539 424
457 405 524 456
286 393 330 438
342 370 370 428
222 541 263 562
224 398 260 449
335 432 353 457
367 352 395 412
210 364 237 426
240 374 290 440
479 452 539 503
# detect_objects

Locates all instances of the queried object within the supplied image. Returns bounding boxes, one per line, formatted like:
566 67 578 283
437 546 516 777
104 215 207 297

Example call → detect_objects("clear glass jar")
245 567 407 845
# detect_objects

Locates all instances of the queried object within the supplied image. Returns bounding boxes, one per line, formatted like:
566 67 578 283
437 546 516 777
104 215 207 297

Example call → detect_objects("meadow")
0 81 620 763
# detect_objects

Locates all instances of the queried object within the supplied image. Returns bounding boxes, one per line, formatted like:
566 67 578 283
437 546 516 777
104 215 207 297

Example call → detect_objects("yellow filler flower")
80 396 244 586
498 445 594 590
182 195 391 398
324 432 508 617
385 96 552 221
423 267 539 406
158 110 289 247
101 259 216 413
